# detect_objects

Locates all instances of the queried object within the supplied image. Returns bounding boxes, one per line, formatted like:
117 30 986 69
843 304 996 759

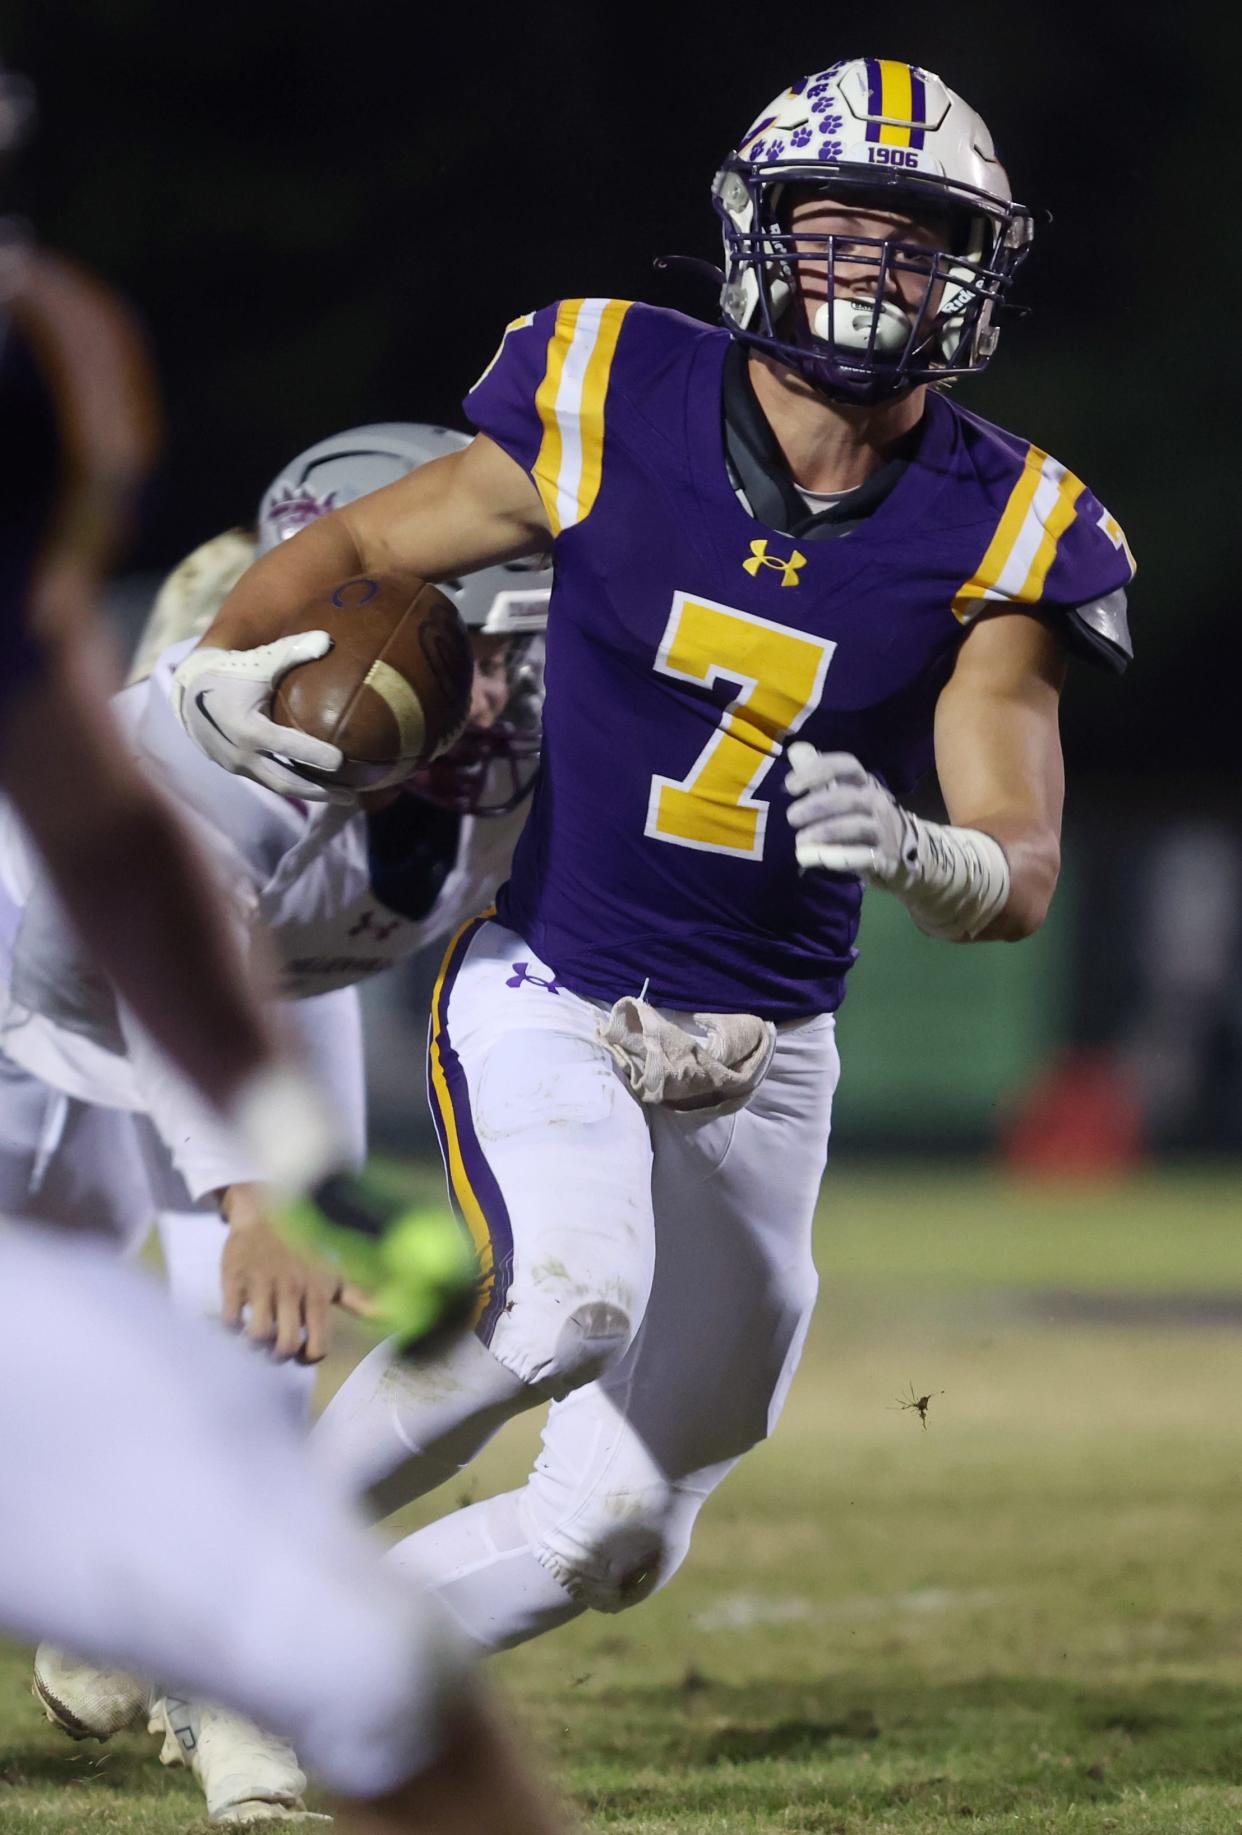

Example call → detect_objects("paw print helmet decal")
713 59 1034 403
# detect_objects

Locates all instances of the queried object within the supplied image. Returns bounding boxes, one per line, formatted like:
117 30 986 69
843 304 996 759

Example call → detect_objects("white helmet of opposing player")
713 58 1034 403
259 423 550 816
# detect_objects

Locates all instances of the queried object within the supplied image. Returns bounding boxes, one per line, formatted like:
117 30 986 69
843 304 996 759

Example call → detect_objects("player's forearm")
202 439 548 655
203 510 366 651
970 814 1060 941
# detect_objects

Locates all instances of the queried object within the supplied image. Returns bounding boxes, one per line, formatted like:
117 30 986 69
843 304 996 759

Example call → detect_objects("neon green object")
280 1178 477 1352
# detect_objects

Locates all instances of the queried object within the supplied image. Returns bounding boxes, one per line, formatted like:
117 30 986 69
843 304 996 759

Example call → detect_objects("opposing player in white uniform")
2 423 554 1824
2 421 547 1366
144 423 546 1380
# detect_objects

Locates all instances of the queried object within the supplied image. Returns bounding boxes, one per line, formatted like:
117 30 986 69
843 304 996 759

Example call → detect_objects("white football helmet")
713 58 1034 403
259 422 551 815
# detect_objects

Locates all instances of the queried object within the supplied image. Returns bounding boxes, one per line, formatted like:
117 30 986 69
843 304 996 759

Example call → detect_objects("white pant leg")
287 986 366 1169
156 1207 232 1314
389 1013 839 1641
427 917 656 1390
314 918 658 1510
0 1221 460 1798
311 1325 532 1510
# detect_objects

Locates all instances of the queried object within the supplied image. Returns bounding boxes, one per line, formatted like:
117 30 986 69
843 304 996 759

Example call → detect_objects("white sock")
389 1490 581 1653
311 1330 534 1515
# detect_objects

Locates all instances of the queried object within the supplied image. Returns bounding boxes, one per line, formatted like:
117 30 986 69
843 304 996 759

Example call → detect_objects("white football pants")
0 1221 461 1797
313 916 838 1647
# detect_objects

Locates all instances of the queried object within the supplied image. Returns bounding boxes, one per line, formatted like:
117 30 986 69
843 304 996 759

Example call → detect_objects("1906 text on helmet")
713 59 1034 404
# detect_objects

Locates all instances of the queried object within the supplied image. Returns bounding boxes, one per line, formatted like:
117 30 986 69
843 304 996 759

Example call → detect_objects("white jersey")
0 640 531 1188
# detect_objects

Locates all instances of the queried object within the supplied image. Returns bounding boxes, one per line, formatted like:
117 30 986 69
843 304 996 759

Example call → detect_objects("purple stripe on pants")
426 913 515 1347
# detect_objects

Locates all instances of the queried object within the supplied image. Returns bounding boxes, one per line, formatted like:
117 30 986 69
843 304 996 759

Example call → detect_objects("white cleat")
150 1695 332 1824
32 1643 150 1741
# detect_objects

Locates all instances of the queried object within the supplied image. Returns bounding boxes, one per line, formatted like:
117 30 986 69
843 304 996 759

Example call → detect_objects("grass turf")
2 1166 1241 1832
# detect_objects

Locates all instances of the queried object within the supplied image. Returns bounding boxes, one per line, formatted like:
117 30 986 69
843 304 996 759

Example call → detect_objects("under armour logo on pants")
505 962 561 994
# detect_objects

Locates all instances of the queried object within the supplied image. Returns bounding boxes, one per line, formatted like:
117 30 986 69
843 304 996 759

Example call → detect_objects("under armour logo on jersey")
743 539 807 587
348 909 402 942
505 962 561 994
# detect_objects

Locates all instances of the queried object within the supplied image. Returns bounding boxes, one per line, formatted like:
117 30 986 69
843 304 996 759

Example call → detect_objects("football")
271 574 474 790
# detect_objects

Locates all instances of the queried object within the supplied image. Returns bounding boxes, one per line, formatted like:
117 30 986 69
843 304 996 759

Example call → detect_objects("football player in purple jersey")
176 58 1133 1664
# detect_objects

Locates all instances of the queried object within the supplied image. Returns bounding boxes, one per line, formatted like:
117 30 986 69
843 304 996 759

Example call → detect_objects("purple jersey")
464 300 1134 1019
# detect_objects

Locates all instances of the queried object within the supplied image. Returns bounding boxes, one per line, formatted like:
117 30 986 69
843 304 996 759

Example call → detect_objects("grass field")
3 1165 1242 1832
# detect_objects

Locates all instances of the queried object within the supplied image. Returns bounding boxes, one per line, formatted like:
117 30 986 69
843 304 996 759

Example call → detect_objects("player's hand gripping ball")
272 574 473 791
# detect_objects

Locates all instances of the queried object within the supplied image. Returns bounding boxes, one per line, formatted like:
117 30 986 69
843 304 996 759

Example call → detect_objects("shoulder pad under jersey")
1059 587 1132 674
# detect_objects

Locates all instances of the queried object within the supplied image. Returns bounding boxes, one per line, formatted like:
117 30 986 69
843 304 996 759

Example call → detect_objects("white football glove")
784 743 917 887
171 635 350 802
784 740 1011 940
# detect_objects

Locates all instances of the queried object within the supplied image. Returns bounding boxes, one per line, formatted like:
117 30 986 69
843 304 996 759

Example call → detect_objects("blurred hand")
276 1171 479 1360
220 1181 363 1363
171 634 352 801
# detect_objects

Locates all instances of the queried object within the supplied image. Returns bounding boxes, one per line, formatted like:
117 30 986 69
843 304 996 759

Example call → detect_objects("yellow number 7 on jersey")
644 591 836 859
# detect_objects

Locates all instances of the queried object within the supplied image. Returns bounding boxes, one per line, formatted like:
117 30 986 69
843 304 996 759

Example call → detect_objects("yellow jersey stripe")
1101 511 1137 576
531 300 581 536
878 60 914 147
428 907 498 1323
532 298 632 536
952 444 1047 621
954 447 1093 620
1017 469 1085 603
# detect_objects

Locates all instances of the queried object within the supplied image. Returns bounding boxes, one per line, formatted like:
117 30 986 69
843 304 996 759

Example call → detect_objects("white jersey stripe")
974 452 1069 607
551 298 609 530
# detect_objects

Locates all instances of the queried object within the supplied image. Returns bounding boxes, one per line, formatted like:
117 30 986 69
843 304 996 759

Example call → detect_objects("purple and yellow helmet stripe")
864 59 928 150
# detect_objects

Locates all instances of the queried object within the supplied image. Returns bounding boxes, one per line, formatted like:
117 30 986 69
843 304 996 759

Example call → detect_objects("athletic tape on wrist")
893 814 1011 940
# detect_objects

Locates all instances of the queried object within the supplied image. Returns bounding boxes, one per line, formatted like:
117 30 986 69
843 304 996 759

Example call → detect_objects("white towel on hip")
597 998 776 1111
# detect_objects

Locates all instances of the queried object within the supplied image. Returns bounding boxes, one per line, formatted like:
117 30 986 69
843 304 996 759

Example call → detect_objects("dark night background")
1 2 1235 788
